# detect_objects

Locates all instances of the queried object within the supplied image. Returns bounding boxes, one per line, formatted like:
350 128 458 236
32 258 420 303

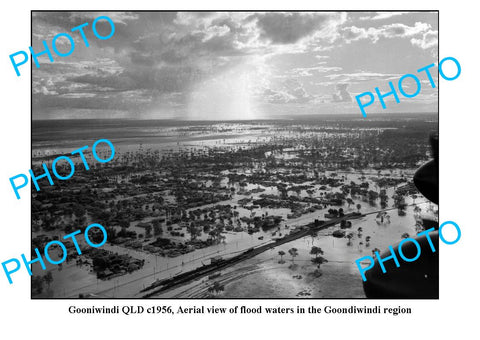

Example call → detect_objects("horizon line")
32 112 439 121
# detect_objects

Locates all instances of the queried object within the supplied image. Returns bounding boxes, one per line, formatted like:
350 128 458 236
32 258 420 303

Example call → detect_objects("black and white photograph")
30 11 439 299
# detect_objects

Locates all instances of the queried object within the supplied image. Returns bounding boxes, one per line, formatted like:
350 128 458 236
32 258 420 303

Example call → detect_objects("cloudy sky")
32 11 438 120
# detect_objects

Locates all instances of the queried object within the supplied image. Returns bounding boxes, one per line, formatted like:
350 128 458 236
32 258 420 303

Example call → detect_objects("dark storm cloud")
253 12 339 44
32 12 143 50
34 12 340 119
31 11 438 119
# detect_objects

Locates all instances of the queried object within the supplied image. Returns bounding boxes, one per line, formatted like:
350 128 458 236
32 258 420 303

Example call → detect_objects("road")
139 201 428 298
139 212 363 297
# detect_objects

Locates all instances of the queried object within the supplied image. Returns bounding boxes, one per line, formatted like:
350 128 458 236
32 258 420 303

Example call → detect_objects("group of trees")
31 272 53 295
207 281 225 296
310 246 328 269
327 208 345 217
277 246 328 272
345 227 372 248
277 248 299 266
288 248 298 264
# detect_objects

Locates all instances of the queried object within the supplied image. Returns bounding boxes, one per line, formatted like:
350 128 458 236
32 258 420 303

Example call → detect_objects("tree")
208 281 225 296
208 230 217 243
32 276 44 295
288 248 298 263
145 224 152 238
346 232 354 246
328 208 338 216
64 224 73 234
368 190 379 202
152 220 163 236
311 256 328 268
356 204 361 212
44 271 53 289
92 255 108 271
278 250 286 264
119 219 130 229
187 222 200 241
310 246 324 258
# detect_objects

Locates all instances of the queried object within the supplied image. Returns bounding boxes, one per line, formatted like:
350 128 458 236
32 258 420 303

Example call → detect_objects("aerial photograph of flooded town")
31 11 438 298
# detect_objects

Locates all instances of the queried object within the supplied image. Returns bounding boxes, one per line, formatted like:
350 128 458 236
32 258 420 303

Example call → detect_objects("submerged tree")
288 248 298 263
145 224 152 238
207 281 225 296
44 271 53 290
152 219 163 236
365 236 371 247
311 256 328 269
32 276 44 295
310 246 324 258
346 232 354 246
346 198 354 208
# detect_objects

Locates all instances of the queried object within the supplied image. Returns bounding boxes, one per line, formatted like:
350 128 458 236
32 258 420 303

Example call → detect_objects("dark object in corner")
363 132 439 298
413 133 438 204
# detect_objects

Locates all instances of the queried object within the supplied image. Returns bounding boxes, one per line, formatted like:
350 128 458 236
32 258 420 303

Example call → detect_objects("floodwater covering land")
31 114 438 298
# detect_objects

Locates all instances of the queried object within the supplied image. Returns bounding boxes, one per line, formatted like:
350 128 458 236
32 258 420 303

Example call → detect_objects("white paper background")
0 0 478 338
